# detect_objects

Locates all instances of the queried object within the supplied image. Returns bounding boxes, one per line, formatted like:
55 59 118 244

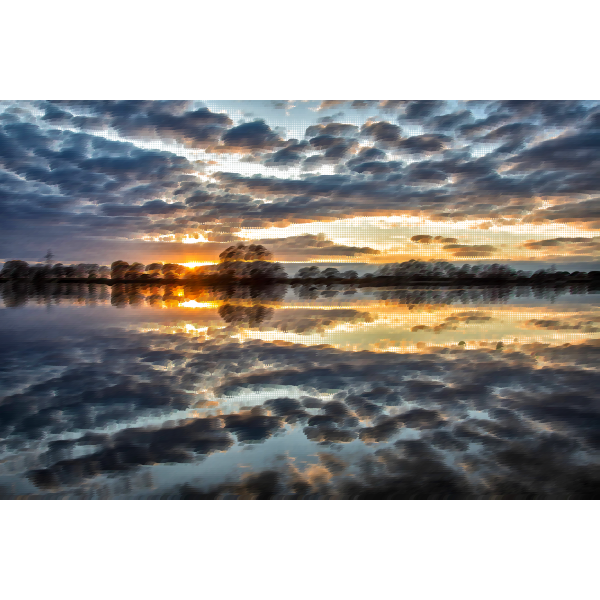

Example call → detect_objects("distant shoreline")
2 273 600 287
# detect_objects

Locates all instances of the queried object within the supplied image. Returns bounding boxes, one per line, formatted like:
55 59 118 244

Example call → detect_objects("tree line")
3 251 600 284
294 260 600 282
0 244 285 282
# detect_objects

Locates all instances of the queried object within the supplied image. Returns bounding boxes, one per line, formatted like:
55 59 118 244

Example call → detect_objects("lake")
1 280 600 499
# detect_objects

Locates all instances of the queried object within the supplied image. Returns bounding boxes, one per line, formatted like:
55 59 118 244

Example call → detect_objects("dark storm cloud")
46 100 233 147
404 100 446 120
223 406 284 442
345 147 393 174
349 160 403 175
428 110 474 132
480 122 537 142
0 120 198 249
211 171 453 224
491 100 592 127
41 105 73 125
457 113 513 137
323 144 356 161
360 121 402 143
28 416 235 489
262 140 311 166
317 112 345 124
507 130 600 172
404 163 448 184
478 122 538 154
213 119 284 153
348 146 387 163
396 133 451 154
305 123 359 138
309 134 358 151
379 100 409 112
525 198 600 228
263 397 309 423
100 200 186 217
583 110 600 131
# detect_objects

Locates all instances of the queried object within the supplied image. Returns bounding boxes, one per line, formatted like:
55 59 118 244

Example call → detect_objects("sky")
2 99 600 268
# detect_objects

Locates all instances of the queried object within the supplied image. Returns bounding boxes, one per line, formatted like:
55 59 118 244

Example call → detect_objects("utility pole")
44 249 54 266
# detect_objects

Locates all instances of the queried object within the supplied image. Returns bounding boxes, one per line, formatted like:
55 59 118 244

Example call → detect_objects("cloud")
521 237 600 256
479 122 538 153
262 140 311 167
404 100 446 120
491 100 591 127
361 121 403 144
317 101 346 111
410 311 492 334
379 100 409 112
46 101 233 147
457 112 512 137
255 234 380 259
442 244 498 257
305 122 359 138
267 309 374 335
396 134 451 154
524 318 600 332
3 100 600 265
507 130 600 173
317 113 344 124
211 119 284 153
350 101 378 109
410 235 458 244
428 110 474 132
308 134 358 160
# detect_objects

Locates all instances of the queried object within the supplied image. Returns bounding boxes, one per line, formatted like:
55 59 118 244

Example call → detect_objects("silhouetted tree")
29 263 51 281
341 270 358 280
51 263 66 278
321 267 340 279
125 262 145 279
161 263 187 279
216 243 286 281
111 260 129 279
219 243 273 263
295 266 321 279
1 260 30 279
145 262 161 271
218 304 274 328
86 264 100 278
71 264 87 278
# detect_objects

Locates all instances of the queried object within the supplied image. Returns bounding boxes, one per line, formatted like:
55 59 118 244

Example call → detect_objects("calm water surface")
1 282 600 499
